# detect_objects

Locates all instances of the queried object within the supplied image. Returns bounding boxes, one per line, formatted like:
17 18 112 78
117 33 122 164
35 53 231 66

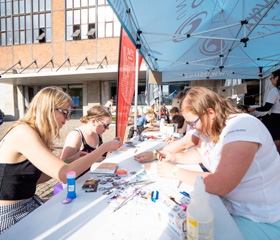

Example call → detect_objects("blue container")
67 171 76 199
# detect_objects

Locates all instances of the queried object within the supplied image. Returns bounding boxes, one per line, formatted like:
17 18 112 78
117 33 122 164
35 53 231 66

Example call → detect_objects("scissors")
113 181 155 212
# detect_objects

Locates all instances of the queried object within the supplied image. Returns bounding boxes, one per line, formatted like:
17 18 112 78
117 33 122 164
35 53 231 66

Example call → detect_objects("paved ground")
0 119 131 199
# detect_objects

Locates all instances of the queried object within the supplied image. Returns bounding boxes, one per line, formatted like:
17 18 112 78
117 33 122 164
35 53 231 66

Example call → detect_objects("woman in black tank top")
60 105 112 167
0 87 121 234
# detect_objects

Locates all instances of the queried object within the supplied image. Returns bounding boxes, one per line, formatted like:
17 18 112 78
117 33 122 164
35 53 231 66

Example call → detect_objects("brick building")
0 0 148 120
0 0 225 120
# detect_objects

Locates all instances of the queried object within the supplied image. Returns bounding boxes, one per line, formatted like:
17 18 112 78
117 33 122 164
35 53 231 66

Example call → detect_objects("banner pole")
133 50 139 137
115 27 123 138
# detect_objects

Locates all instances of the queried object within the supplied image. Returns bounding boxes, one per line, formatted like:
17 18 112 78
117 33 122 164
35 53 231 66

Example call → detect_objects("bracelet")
65 159 69 164
172 166 179 179
152 150 158 160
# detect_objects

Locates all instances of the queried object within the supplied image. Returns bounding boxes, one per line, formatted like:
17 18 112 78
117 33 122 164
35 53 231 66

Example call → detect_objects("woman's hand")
114 136 123 145
165 137 177 144
159 150 176 162
134 152 154 163
103 139 121 152
248 107 256 112
157 161 175 179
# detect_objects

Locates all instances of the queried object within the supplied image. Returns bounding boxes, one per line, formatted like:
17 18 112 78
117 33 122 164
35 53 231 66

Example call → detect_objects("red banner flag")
116 28 142 141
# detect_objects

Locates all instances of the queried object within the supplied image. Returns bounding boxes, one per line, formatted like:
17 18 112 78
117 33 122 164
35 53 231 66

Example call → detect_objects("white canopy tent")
107 0 280 82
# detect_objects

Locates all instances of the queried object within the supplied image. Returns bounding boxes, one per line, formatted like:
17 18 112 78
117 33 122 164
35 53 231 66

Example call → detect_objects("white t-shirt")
105 101 113 108
200 113 280 223
266 87 280 113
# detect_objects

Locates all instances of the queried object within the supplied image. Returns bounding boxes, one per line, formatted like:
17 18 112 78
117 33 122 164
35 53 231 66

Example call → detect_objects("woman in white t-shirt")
157 87 280 239
104 99 114 112
248 69 280 153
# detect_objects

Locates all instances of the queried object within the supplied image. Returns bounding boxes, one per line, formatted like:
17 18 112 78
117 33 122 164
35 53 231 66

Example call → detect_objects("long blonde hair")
80 105 112 124
180 87 242 143
10 86 73 151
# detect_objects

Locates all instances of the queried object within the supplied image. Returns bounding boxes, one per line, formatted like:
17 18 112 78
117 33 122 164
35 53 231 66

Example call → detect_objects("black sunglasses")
96 119 110 129
55 108 71 119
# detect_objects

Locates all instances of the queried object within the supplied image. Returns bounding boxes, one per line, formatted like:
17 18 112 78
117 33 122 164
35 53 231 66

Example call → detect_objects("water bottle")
67 171 76 199
186 175 214 240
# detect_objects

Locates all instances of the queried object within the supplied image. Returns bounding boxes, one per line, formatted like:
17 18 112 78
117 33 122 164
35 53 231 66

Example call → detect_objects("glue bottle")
67 171 76 199
186 175 214 240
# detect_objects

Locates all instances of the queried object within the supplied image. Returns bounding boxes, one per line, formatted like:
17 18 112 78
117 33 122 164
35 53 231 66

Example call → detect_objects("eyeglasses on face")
185 116 200 128
55 108 71 119
96 119 110 129
270 76 275 80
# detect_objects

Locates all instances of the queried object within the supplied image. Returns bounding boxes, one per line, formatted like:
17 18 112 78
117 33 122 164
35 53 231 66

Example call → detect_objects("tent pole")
133 50 139 137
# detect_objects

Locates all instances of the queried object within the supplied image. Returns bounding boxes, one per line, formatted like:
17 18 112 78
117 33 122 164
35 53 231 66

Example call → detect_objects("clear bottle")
67 171 76 199
160 117 165 134
186 175 214 240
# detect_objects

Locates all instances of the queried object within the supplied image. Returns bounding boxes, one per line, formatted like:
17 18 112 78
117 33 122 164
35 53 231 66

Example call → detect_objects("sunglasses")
185 116 200 129
96 119 110 129
55 108 71 119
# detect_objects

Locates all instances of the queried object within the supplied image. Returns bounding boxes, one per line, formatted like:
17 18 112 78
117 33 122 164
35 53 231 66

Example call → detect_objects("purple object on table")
54 183 64 195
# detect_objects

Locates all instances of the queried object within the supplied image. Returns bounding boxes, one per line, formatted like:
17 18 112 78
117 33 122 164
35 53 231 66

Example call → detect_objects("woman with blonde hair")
157 86 280 239
60 105 116 166
0 87 121 234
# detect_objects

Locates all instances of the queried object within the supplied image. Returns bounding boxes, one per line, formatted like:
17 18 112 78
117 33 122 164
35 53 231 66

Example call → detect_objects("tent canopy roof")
108 0 280 82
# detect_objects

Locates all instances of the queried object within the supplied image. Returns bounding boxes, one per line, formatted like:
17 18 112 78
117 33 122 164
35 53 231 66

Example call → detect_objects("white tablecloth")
0 139 244 240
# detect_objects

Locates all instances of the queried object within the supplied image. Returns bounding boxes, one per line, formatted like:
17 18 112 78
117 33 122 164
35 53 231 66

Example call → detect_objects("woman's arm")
13 125 121 183
60 131 82 162
157 141 258 196
163 130 199 152
248 102 273 112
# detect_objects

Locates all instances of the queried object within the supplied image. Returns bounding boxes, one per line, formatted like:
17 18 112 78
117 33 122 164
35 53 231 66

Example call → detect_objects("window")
0 0 12 45
33 0 51 44
0 0 50 45
66 0 120 41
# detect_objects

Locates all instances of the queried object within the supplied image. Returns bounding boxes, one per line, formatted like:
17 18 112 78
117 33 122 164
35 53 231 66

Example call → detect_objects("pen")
177 180 182 189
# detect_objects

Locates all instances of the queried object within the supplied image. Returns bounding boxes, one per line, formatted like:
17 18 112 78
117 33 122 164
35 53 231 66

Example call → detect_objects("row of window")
0 0 120 46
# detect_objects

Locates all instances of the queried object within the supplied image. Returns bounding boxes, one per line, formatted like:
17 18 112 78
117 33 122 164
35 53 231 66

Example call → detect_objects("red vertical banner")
116 28 142 141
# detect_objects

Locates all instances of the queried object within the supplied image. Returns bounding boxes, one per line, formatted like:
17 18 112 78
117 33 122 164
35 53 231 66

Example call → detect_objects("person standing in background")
104 99 114 113
248 69 280 153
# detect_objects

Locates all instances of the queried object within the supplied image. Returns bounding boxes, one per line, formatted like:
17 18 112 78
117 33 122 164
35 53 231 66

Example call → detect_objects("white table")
0 139 244 240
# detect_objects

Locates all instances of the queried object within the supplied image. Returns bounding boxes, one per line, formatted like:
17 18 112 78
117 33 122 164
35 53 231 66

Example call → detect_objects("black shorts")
267 113 280 141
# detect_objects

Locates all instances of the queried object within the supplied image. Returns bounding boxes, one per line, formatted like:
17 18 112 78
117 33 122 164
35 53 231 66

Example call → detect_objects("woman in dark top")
60 105 112 165
0 87 121 234
248 69 280 153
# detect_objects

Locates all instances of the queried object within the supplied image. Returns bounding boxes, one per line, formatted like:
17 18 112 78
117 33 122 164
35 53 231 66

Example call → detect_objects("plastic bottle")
186 175 214 240
67 171 76 199
160 118 165 134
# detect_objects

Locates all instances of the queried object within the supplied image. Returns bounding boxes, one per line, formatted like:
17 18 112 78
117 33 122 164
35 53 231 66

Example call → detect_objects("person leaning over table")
248 69 280 153
0 86 121 234
137 109 156 128
60 105 118 178
157 86 280 240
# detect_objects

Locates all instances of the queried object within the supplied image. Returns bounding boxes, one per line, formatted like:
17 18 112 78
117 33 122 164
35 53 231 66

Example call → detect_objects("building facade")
0 0 225 120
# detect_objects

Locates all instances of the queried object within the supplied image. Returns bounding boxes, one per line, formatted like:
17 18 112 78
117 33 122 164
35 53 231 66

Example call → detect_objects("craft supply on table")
67 171 76 199
187 175 214 240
